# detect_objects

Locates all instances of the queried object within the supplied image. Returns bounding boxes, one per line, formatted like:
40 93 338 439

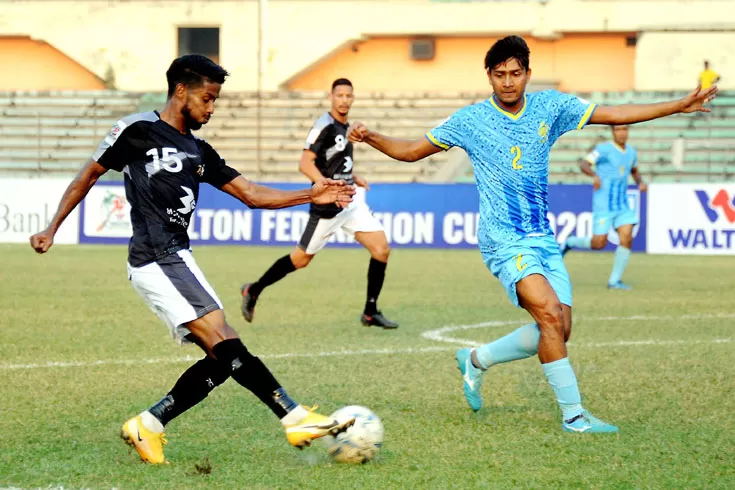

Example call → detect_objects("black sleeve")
304 124 331 155
92 121 136 172
199 140 241 189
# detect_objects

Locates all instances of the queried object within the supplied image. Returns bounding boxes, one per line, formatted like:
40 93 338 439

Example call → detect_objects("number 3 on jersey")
510 146 523 170
343 156 353 172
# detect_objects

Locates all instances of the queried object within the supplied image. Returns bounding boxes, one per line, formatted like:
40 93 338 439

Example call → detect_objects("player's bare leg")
590 235 609 250
122 310 353 463
517 274 567 363
516 275 617 433
241 247 314 322
608 224 634 290
561 302 572 342
355 230 398 329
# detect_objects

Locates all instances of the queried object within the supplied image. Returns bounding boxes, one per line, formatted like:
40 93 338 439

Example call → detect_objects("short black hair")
166 54 230 97
331 78 353 91
484 36 530 72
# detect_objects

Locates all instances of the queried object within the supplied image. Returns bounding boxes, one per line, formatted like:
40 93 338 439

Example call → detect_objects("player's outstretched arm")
347 122 442 162
30 159 109 254
590 85 717 125
221 176 355 210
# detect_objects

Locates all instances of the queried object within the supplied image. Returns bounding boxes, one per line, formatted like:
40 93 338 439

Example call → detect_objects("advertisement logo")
97 190 129 232
648 184 735 255
695 189 735 223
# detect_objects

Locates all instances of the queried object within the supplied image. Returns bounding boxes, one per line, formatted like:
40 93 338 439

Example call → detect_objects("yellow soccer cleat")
285 406 356 449
120 415 168 464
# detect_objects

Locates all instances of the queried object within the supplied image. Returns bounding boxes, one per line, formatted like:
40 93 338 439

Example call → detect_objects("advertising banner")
549 185 646 252
78 182 646 251
0 179 79 244
648 184 735 255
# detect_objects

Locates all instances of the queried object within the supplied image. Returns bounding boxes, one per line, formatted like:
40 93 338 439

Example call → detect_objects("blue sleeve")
425 109 467 151
632 148 638 168
585 144 604 165
550 91 597 140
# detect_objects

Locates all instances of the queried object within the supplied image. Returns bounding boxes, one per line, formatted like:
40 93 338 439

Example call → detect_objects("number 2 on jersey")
510 146 523 170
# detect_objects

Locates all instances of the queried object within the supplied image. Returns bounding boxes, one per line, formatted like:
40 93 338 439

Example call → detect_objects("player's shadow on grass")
471 377 551 425
471 404 529 425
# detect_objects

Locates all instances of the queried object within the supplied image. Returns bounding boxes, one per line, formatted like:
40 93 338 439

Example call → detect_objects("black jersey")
93 111 240 266
303 112 354 218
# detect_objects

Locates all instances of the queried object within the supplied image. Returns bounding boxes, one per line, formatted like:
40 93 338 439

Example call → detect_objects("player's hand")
30 228 55 254
354 174 370 191
311 179 356 208
347 122 369 143
679 84 718 113
593 175 601 190
638 182 648 192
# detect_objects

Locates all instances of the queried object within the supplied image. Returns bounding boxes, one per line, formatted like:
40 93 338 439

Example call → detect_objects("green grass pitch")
0 244 733 489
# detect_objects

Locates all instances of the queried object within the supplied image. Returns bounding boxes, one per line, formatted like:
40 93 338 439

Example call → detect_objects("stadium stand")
1 90 733 183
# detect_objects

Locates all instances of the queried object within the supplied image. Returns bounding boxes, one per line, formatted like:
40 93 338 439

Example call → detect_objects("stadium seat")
1 89 734 183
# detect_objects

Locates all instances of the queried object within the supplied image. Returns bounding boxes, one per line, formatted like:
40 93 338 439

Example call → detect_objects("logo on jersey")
177 186 196 214
103 120 128 148
696 189 735 223
196 164 205 177
538 121 550 144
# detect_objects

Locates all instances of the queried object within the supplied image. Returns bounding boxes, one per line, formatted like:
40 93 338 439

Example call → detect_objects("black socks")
212 338 295 418
250 255 297 297
365 258 387 315
148 356 230 426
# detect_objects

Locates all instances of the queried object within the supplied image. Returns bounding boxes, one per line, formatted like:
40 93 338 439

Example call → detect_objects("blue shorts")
483 234 572 308
592 209 638 236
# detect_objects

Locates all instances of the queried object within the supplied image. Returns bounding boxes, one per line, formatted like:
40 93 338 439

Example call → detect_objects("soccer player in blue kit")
347 36 716 433
561 125 647 290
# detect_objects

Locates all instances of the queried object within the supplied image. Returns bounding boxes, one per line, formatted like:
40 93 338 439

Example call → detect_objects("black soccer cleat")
240 283 258 323
361 311 399 329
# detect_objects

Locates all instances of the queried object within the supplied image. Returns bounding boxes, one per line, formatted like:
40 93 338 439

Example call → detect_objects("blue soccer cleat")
562 410 619 433
456 348 484 412
607 281 632 291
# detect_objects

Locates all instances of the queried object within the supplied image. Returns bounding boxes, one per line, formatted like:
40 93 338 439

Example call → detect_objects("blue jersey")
426 90 596 253
585 142 637 213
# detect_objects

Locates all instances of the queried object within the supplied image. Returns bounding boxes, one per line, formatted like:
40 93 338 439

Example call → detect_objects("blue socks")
542 357 583 421
566 236 592 250
475 329 585 423
608 246 631 285
473 323 540 369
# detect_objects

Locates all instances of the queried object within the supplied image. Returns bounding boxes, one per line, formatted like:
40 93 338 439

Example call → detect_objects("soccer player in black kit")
29 55 356 464
241 78 399 329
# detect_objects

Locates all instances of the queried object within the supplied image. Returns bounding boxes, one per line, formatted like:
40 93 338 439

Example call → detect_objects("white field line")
421 312 735 347
0 313 732 371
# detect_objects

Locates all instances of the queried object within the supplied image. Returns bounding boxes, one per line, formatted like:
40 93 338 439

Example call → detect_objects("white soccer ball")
324 405 384 464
